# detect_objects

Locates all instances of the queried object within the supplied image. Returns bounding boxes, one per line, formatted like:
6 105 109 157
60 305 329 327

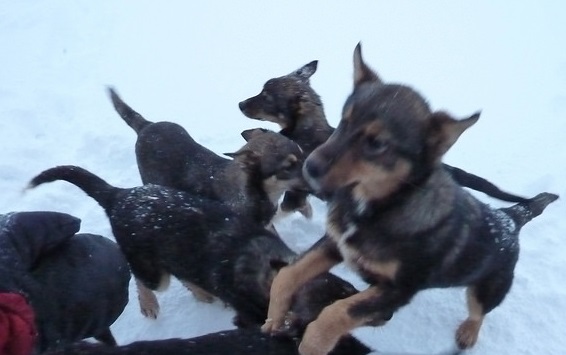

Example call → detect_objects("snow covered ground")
1 1 565 354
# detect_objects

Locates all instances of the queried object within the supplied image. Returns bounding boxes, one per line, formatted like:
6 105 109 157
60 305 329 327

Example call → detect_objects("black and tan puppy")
262 44 559 355
108 88 306 228
0 211 130 353
239 58 529 216
25 166 361 332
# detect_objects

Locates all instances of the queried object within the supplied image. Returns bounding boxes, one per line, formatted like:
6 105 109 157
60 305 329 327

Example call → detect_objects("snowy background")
1 1 565 354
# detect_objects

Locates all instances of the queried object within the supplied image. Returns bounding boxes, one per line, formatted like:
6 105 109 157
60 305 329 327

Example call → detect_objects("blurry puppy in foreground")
0 211 129 353
44 328 372 355
261 44 559 355
25 165 361 334
238 57 530 217
108 88 307 229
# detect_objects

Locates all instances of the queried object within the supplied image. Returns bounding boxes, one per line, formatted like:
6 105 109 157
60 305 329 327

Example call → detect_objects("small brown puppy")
262 44 558 355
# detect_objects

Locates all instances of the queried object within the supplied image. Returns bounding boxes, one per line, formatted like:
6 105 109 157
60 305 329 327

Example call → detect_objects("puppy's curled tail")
501 192 559 229
27 165 118 210
107 87 151 134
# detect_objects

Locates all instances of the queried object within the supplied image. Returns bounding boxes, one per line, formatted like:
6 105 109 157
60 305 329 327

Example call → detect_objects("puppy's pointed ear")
427 111 480 161
224 149 261 170
241 128 268 142
353 42 382 88
293 60 318 81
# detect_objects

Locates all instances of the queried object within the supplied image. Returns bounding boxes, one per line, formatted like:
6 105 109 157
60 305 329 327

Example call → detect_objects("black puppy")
26 166 362 332
108 88 306 227
239 59 529 215
263 44 558 354
0 211 130 353
44 328 371 355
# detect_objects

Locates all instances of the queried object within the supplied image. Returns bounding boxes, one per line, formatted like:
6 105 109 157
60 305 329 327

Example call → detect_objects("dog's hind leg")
455 287 485 349
181 280 215 303
93 328 117 346
135 278 160 319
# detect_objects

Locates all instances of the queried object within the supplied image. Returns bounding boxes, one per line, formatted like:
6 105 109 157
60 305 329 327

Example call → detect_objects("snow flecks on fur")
485 210 518 253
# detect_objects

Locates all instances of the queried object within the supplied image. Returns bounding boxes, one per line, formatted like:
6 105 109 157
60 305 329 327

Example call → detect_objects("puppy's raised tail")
26 165 118 210
501 192 559 229
107 87 151 134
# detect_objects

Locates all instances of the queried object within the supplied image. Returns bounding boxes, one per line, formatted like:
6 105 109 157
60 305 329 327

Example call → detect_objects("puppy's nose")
238 101 246 111
303 157 327 180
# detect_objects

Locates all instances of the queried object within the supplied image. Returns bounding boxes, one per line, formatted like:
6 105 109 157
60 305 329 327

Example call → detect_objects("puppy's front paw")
138 292 159 319
298 321 336 355
456 318 482 349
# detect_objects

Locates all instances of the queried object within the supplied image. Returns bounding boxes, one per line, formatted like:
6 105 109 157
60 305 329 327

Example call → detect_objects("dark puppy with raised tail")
239 58 529 216
108 88 306 228
0 211 130 353
262 44 558 355
25 166 362 333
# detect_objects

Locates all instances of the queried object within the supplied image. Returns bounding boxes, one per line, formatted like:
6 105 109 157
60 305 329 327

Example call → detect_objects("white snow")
1 1 565 354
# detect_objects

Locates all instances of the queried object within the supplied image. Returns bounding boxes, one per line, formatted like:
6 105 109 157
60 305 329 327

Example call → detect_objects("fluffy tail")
501 192 559 229
107 87 152 134
26 165 118 210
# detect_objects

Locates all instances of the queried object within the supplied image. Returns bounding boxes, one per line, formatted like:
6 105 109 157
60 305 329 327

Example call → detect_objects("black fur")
44 328 372 355
0 212 129 352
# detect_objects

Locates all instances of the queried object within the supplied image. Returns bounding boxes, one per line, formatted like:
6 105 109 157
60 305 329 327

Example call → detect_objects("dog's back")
31 233 131 351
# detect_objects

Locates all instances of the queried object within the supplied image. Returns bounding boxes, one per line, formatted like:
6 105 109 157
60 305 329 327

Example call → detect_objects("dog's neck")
215 163 276 226
329 167 458 237
280 97 333 154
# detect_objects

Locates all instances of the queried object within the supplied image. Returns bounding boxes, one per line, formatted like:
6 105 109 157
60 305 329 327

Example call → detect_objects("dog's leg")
94 328 117 346
262 238 341 334
135 278 159 319
455 287 485 349
298 286 384 355
181 280 215 303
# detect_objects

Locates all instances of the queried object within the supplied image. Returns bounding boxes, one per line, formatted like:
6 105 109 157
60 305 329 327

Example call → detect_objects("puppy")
44 328 371 355
108 88 306 227
262 44 558 355
0 211 130 353
239 58 529 215
26 165 361 332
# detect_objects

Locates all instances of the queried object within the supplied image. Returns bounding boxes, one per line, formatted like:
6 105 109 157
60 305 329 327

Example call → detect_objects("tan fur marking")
182 280 215 303
456 287 485 349
262 248 339 334
136 278 159 319
352 159 412 202
339 244 400 282
299 286 383 355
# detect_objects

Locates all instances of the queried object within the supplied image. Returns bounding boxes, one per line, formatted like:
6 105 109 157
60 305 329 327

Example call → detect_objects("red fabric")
0 293 36 355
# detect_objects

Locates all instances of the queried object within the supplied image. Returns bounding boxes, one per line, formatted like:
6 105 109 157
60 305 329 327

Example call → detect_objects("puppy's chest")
327 218 400 284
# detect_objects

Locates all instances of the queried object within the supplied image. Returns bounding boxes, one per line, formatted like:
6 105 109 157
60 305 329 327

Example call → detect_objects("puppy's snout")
303 155 329 186
238 101 246 112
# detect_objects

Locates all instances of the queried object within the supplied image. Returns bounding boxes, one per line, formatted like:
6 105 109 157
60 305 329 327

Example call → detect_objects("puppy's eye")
282 160 297 172
262 91 274 102
365 136 389 155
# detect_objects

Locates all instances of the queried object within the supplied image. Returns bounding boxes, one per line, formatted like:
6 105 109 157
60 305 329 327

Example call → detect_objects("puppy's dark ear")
353 42 382 88
241 128 268 142
225 149 261 171
293 60 318 81
427 111 480 161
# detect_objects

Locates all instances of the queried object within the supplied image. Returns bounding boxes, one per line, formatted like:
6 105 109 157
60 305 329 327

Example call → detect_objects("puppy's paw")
298 320 337 355
456 318 481 349
138 293 159 319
